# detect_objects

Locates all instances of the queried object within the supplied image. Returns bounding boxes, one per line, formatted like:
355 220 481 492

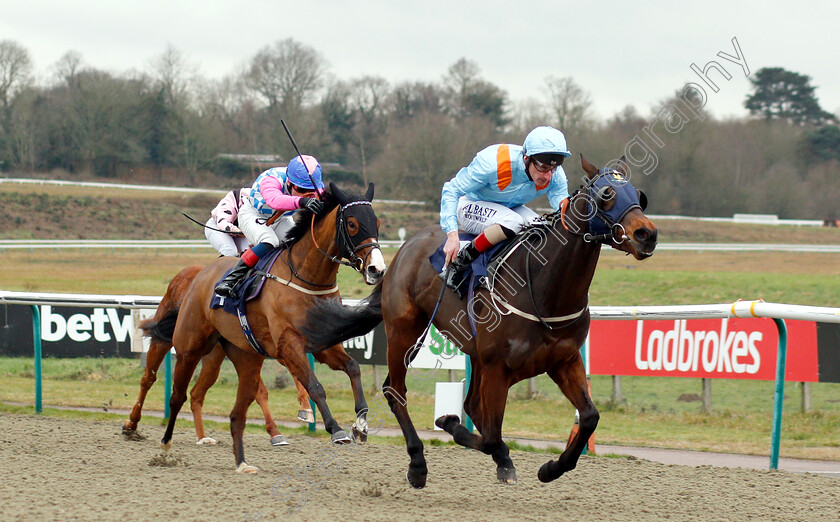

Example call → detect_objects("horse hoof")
352 425 368 444
297 409 315 423
434 414 460 431
538 461 562 483
331 430 352 444
497 467 518 485
236 462 259 474
270 435 290 447
122 420 137 432
196 437 218 445
160 441 172 453
406 470 427 489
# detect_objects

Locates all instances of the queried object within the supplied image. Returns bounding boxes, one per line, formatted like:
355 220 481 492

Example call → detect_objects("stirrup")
215 278 240 298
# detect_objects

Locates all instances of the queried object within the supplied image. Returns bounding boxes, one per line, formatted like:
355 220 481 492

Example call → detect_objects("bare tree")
349 76 391 184
0 40 33 137
148 44 198 107
245 38 326 117
51 51 83 87
442 58 481 119
545 76 594 133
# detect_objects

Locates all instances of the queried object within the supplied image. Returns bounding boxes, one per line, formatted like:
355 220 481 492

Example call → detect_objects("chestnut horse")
303 156 658 487
122 264 315 447
148 182 385 472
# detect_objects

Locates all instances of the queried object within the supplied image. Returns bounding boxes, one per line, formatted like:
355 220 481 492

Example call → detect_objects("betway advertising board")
0 305 138 357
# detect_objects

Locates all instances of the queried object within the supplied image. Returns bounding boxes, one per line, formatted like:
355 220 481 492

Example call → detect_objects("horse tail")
139 308 180 344
303 283 383 353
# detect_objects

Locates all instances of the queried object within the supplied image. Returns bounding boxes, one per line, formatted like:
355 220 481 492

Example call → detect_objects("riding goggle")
532 159 559 173
287 182 318 197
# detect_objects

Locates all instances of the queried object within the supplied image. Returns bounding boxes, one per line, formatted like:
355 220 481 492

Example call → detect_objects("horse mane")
282 185 370 245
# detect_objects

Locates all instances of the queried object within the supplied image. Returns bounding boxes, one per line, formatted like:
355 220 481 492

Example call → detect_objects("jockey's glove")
222 223 242 235
299 197 326 215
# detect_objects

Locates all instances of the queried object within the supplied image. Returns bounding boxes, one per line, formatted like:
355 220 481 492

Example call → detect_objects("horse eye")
636 189 648 211
598 187 616 211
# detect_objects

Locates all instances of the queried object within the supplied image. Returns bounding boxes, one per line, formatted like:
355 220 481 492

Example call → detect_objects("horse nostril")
366 265 378 275
634 228 656 243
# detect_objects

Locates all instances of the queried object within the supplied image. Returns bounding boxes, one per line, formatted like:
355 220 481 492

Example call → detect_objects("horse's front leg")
538 356 598 483
222 341 264 473
189 343 226 445
314 346 369 443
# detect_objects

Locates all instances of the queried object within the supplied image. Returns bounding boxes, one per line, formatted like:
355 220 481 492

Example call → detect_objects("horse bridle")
333 200 381 273
552 169 640 245
279 201 381 289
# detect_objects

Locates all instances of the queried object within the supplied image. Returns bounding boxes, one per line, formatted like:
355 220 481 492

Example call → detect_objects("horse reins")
273 202 382 291
310 201 381 274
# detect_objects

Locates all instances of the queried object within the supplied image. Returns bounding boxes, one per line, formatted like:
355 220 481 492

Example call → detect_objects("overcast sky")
2 1 838 121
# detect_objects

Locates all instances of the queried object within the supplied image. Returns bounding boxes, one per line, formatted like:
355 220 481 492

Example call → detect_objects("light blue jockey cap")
286 155 325 190
521 126 571 157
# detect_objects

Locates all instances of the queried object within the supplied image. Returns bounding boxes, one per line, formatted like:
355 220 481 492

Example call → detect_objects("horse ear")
580 154 599 178
330 181 349 205
364 183 375 202
616 156 629 177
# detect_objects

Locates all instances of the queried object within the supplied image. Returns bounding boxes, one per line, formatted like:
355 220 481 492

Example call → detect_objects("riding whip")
181 212 242 235
281 119 324 202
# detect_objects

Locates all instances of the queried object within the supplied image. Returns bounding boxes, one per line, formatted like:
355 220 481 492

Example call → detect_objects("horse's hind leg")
254 377 288 446
159 343 212 453
223 342 264 473
277 332 349 444
538 357 598 483
293 374 314 423
435 363 517 484
189 343 225 445
314 346 369 442
124 337 168 433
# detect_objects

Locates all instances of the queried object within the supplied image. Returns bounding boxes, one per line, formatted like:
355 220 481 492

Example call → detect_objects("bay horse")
122 264 315 447
148 182 385 473
303 156 657 487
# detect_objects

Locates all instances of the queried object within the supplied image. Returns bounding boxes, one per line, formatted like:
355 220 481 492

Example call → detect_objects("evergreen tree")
745 67 834 125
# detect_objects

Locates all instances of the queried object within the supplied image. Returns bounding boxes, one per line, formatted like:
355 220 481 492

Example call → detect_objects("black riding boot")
443 242 480 292
214 258 252 298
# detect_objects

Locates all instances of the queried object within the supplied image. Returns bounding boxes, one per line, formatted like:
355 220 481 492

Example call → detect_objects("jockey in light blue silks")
214 155 326 299
440 126 572 289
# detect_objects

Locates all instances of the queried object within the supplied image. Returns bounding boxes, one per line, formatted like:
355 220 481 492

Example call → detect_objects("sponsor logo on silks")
40 305 133 343
634 319 762 375
463 204 497 223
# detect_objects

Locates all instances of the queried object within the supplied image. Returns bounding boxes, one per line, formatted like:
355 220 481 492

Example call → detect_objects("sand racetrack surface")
1 412 838 521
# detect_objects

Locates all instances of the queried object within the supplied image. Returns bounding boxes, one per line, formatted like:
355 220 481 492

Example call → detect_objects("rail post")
769 318 788 470
164 349 173 419
307 353 317 433
30 305 42 414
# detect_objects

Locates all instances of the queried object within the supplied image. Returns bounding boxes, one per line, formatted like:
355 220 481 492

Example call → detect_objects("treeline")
0 39 838 218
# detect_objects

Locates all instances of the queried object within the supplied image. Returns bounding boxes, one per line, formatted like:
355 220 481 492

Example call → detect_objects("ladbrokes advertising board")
588 318 840 382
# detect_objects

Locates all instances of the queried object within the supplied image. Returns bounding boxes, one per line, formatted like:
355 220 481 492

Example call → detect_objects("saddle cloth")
428 233 507 297
210 247 284 314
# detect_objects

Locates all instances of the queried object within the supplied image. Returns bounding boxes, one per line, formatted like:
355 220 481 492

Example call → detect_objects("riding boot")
443 242 480 292
214 258 252 298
